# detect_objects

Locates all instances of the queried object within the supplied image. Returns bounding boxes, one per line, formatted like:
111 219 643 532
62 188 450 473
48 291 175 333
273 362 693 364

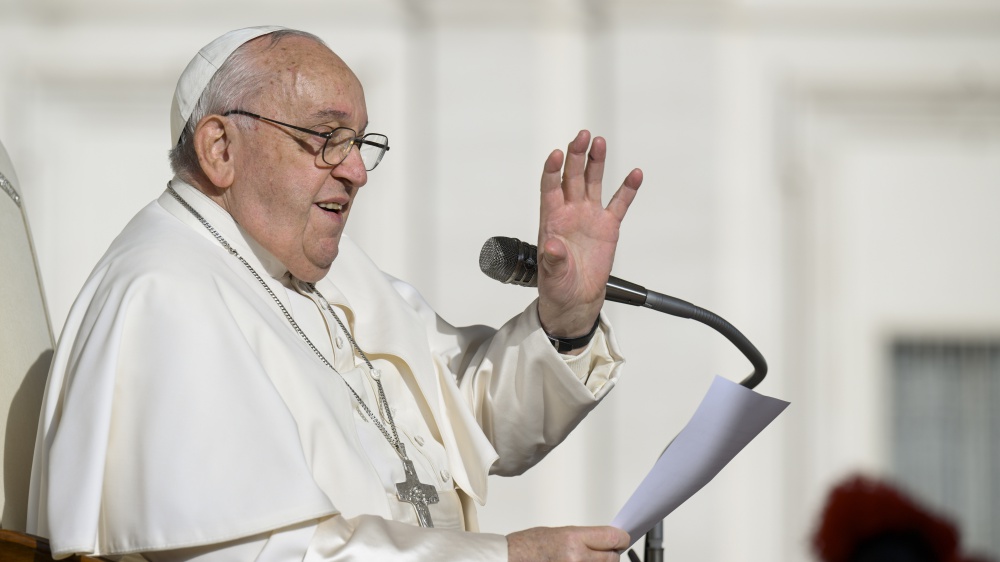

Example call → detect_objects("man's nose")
333 145 368 186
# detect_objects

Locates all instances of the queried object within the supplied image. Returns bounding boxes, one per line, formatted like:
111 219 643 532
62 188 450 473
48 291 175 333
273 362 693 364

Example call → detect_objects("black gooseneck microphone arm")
605 275 767 389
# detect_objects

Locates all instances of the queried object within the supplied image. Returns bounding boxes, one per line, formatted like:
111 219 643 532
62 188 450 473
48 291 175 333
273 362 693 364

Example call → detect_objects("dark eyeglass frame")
222 109 389 171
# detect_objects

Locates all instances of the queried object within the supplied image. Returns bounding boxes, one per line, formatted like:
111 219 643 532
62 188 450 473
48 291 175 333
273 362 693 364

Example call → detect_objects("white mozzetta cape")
27 181 624 559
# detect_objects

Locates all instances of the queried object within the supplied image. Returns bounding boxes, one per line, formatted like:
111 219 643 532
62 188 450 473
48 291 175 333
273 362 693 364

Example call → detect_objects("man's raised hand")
536 130 643 350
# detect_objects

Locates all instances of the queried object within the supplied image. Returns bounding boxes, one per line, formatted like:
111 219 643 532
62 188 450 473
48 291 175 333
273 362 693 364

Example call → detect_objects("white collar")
162 177 290 282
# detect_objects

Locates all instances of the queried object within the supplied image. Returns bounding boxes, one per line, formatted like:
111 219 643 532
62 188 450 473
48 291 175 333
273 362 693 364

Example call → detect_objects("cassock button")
335 336 344 349
414 436 425 446
440 469 451 483
371 368 382 381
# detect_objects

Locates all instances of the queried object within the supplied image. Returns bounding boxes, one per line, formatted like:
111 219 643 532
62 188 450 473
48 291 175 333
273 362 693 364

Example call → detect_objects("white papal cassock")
27 179 625 561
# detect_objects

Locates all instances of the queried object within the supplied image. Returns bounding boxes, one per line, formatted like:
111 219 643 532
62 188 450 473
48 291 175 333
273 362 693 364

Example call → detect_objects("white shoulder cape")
27 195 502 557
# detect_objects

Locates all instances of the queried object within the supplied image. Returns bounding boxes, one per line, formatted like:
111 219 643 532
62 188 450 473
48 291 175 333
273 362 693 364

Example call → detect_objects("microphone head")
479 236 539 287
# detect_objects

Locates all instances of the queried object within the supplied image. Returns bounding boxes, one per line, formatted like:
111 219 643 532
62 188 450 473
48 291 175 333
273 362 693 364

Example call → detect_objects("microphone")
478 236 540 288
480 236 678 309
478 236 768 389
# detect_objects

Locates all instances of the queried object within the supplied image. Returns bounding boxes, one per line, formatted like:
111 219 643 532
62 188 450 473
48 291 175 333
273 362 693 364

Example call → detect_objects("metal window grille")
892 339 1000 558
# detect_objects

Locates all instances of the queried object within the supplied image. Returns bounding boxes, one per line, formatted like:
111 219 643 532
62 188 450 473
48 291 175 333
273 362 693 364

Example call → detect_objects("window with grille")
892 340 1000 558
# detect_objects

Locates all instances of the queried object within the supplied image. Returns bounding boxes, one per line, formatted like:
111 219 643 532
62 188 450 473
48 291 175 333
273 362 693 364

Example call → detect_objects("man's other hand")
507 525 630 562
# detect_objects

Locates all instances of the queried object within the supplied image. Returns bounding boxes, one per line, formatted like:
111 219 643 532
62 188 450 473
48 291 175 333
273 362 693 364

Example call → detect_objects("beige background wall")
2 1 999 560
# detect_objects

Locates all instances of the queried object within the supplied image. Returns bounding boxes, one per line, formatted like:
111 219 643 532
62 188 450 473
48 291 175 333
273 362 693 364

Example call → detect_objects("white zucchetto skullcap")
170 25 288 146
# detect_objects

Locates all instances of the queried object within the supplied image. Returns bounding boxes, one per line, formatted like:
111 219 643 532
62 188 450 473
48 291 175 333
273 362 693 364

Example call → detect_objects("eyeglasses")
223 109 390 171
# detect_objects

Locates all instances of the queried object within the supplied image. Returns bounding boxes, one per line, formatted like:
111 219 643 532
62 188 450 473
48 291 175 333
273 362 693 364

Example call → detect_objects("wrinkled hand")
507 526 630 562
537 130 643 344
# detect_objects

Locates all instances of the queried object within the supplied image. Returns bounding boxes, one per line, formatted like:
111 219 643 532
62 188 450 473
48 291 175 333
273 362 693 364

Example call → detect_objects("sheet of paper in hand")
611 375 790 546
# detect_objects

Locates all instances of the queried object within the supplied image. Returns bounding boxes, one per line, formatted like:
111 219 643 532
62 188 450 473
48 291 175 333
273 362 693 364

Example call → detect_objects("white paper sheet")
611 375 789 545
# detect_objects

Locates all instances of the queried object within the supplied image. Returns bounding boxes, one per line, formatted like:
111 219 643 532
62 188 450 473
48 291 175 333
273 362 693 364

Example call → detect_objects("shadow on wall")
2 350 51 532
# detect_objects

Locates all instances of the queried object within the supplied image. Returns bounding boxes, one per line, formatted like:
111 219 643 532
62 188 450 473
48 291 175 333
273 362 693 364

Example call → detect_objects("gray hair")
168 29 327 182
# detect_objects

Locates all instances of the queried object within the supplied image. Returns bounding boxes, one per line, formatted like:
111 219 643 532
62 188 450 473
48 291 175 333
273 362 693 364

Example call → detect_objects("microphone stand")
642 521 664 562
604 275 768 562
478 238 769 560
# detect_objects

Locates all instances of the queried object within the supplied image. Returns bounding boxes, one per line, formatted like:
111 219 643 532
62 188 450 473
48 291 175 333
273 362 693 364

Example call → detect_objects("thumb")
539 237 570 278
582 526 632 552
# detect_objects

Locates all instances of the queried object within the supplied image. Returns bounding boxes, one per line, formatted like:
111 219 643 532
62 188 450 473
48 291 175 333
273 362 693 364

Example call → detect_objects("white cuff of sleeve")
560 318 618 395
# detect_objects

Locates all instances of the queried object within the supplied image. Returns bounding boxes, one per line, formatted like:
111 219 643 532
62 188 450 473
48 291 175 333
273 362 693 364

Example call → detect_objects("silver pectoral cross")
395 457 440 528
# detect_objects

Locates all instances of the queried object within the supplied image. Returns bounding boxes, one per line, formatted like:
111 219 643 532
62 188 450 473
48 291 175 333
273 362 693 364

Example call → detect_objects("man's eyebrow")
311 109 351 122
311 109 369 132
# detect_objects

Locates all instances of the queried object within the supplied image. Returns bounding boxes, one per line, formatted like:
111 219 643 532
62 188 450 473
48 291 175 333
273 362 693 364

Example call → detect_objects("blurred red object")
811 474 993 562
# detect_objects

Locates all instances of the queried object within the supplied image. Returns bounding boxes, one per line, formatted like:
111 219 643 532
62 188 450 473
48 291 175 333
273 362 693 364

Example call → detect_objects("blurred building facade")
1 0 998 560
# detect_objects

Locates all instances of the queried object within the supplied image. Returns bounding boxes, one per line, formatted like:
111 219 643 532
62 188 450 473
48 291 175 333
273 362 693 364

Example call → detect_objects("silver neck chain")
0 171 20 207
166 184 407 460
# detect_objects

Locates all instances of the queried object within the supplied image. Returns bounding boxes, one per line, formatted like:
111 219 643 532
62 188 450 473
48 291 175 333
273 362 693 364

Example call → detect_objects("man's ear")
194 115 236 189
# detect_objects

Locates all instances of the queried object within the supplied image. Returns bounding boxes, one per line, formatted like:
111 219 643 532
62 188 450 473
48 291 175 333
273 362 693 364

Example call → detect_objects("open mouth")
317 202 344 214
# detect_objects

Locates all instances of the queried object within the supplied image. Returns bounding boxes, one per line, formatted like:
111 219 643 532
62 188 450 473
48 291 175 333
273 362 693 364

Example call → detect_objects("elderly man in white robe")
28 26 644 562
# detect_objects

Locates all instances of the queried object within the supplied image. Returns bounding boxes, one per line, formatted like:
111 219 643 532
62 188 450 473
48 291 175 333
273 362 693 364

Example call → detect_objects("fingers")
541 149 565 195
583 136 606 200
606 167 643 221
540 131 641 236
540 148 566 217
543 131 624 204
543 129 607 201
561 130 591 201
564 130 609 203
